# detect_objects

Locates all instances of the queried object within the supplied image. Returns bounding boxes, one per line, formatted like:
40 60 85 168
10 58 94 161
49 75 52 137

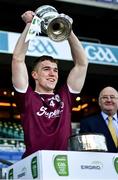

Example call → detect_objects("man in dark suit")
80 86 118 152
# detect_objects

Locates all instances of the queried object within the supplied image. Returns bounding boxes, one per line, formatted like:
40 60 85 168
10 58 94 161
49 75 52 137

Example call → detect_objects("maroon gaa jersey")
15 84 77 158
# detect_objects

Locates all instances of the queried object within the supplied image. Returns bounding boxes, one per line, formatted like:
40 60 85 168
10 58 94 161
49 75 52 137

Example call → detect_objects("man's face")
32 60 58 93
98 87 118 115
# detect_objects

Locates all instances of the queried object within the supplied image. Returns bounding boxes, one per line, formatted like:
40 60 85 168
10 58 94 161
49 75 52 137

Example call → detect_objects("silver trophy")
35 5 72 42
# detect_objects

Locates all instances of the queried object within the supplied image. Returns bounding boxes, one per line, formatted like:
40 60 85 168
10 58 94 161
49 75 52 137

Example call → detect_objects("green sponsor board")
8 168 14 179
31 156 38 179
54 154 69 176
114 157 118 174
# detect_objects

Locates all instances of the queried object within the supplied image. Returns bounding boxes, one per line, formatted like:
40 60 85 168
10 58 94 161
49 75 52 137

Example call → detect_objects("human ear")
31 71 38 80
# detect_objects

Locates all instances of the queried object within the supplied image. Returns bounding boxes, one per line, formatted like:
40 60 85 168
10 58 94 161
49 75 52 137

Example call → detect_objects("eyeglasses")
100 96 118 100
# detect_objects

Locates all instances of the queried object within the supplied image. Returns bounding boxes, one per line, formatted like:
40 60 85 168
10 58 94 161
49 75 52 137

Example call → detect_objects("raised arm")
67 31 88 92
12 11 34 91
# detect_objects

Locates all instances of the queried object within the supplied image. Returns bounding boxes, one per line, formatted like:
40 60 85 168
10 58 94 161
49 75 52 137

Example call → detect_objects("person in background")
12 10 88 158
80 86 118 152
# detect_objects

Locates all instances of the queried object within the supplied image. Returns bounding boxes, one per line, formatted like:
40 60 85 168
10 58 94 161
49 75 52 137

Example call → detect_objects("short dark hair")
32 55 58 71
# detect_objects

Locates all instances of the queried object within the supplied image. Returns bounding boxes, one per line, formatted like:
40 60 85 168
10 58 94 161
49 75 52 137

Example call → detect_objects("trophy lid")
35 5 57 18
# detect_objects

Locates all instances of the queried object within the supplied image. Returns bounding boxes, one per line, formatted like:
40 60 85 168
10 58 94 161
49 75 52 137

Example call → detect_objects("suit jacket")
79 113 118 153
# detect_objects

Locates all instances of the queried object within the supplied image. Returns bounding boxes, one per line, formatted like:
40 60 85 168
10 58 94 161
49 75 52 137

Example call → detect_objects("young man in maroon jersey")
12 10 88 158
